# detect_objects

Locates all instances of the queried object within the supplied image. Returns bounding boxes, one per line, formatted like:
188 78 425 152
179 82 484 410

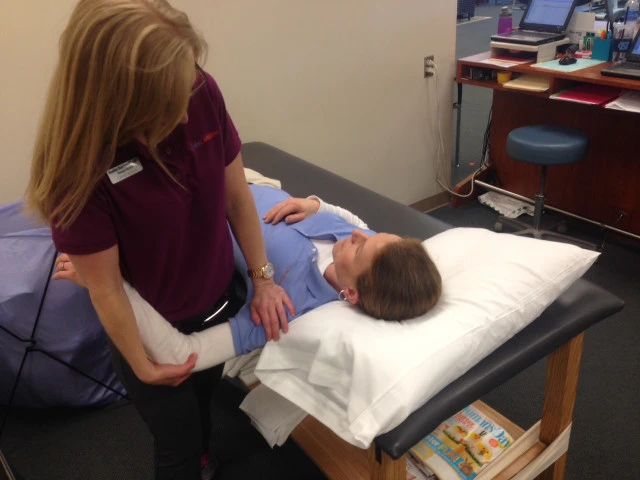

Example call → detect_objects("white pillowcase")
254 228 599 448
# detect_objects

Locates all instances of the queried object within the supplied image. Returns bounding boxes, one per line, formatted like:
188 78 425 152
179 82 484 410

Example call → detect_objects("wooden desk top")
458 52 640 92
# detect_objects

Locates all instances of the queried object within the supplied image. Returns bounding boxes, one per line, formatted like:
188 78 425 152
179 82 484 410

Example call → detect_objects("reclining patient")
55 185 442 371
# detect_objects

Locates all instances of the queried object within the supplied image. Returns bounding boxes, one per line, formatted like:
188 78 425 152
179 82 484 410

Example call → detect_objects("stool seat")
507 125 589 166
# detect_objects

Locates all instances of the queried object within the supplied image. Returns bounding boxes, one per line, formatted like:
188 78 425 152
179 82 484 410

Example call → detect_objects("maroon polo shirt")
52 72 241 322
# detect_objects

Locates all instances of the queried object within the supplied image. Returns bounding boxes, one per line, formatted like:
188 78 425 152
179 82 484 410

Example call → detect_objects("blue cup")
592 38 613 61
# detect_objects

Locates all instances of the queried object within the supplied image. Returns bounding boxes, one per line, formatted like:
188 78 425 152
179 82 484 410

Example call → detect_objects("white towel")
239 384 308 447
223 349 262 386
244 167 281 189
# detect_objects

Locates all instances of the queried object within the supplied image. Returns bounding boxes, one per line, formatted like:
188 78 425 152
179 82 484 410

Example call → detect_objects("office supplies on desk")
550 83 622 104
566 10 597 44
592 36 614 60
604 89 640 110
502 74 550 92
497 71 513 84
532 57 605 71
491 0 577 46
602 30 640 78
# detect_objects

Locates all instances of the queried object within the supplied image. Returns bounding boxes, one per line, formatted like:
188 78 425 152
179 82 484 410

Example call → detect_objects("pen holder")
592 38 613 61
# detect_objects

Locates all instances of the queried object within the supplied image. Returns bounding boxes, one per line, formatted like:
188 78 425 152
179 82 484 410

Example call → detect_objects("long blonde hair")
26 0 207 228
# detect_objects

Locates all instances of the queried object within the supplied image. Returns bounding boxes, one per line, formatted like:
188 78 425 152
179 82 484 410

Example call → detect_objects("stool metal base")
495 215 598 250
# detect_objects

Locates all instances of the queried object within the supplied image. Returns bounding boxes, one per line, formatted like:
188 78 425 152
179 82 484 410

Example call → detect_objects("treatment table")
241 142 624 480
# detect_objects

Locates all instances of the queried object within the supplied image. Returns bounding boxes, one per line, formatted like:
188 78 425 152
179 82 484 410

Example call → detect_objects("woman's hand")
53 253 87 287
136 354 198 387
263 197 320 225
250 280 295 341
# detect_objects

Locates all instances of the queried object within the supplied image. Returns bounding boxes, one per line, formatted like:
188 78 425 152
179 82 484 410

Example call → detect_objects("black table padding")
241 142 624 459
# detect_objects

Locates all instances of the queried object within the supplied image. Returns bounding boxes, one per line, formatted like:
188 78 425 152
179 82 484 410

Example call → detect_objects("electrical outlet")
424 55 435 78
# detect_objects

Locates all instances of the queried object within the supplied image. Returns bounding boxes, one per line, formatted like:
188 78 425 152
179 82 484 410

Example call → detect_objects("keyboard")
511 31 557 38
492 30 565 46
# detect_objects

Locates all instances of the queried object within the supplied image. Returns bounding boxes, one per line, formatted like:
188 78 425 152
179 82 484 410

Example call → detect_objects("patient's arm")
55 254 240 370
313 196 368 228
121 283 237 372
263 196 368 228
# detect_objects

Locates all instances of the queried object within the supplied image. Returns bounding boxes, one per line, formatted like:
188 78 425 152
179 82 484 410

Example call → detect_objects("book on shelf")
408 404 515 480
550 84 622 105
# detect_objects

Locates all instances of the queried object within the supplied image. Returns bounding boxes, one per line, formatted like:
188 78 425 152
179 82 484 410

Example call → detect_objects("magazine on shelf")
409 404 514 480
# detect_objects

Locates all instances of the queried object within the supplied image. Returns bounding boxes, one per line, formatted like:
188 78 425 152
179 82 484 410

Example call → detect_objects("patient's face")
333 230 401 286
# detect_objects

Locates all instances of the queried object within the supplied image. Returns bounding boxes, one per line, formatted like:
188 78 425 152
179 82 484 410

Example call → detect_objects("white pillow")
254 228 599 448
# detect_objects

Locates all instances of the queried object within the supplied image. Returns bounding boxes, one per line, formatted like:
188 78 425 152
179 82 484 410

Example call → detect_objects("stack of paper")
479 55 535 68
502 74 550 92
605 90 640 112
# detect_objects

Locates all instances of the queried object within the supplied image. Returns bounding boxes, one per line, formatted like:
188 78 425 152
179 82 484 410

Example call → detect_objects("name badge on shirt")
107 158 143 184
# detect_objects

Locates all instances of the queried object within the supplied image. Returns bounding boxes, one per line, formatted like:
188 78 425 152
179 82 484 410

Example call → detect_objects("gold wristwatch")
247 262 275 280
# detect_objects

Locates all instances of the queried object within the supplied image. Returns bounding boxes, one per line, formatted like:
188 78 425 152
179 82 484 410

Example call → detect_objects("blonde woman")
26 1 294 478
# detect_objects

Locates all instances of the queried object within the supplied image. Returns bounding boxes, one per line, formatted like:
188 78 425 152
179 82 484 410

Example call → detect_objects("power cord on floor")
428 61 491 198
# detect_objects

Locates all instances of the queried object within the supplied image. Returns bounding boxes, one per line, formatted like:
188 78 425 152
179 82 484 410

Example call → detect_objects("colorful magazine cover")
409 405 514 480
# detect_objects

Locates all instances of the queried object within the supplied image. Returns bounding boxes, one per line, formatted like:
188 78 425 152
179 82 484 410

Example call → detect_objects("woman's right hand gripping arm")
66 245 197 386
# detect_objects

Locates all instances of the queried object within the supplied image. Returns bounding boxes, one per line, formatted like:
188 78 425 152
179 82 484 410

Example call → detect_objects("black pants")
111 271 246 480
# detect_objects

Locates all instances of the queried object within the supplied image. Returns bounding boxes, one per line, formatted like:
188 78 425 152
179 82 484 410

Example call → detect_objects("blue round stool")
495 125 593 247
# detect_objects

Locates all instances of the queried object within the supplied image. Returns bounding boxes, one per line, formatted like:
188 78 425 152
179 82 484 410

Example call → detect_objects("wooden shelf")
458 51 640 93
290 400 547 480
458 77 553 98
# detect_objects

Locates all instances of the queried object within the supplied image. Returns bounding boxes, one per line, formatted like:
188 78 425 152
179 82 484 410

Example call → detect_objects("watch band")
247 262 275 280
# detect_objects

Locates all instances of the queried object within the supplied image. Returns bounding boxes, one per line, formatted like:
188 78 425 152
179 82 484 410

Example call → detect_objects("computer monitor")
629 29 640 59
520 0 576 32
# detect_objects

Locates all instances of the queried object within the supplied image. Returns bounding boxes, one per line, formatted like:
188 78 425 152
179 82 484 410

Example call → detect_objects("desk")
455 52 640 237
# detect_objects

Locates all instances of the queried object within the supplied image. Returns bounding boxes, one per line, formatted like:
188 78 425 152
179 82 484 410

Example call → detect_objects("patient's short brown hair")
356 238 442 321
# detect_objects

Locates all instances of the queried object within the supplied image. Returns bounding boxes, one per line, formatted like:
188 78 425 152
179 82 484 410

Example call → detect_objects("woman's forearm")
227 184 270 279
123 283 237 371
89 285 153 378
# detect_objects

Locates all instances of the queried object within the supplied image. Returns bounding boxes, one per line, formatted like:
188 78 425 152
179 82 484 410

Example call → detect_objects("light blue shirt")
229 185 374 354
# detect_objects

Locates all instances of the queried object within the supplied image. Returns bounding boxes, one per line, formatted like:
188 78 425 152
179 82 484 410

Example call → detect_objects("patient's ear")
343 287 359 305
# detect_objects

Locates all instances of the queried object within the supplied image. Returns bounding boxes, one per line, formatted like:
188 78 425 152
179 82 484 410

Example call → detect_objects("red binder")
550 84 622 105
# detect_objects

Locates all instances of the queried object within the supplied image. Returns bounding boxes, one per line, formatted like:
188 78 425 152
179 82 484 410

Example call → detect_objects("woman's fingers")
276 303 289 334
265 202 299 224
263 198 316 224
283 293 296 318
267 304 280 340
285 212 306 224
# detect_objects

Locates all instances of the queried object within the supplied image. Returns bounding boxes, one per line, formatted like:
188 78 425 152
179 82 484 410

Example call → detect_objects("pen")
624 7 629 25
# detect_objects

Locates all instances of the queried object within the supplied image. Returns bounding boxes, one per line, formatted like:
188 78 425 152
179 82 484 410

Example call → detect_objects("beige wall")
0 1 456 205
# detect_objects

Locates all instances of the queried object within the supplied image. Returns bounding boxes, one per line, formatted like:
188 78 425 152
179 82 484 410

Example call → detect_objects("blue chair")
495 124 595 248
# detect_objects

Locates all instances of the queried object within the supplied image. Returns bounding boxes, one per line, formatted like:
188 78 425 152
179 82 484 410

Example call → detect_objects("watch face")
264 263 275 279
